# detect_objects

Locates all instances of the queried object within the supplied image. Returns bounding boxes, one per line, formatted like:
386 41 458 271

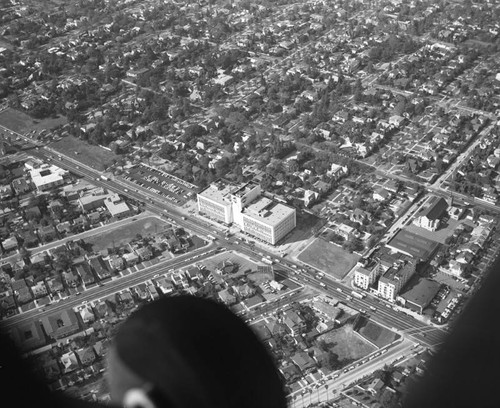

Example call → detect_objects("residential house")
78 305 96 324
46 275 64 294
123 252 139 267
117 290 135 310
76 347 96 367
62 270 79 288
373 187 391 202
154 276 175 295
0 293 16 316
233 283 255 299
218 287 237 305
106 254 125 272
279 362 302 383
135 246 152 262
1 236 18 252
39 225 58 243
60 351 80 373
282 308 306 336
11 177 32 195
332 222 355 240
56 221 72 235
12 278 33 305
88 256 111 281
75 263 95 286
367 378 385 395
30 280 49 299
131 283 154 301
290 351 316 375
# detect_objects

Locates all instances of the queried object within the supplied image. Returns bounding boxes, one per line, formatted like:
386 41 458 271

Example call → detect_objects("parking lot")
123 163 198 206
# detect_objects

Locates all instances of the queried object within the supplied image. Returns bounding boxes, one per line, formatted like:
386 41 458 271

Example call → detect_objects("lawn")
297 238 360 279
317 324 376 362
0 108 67 133
50 135 119 171
202 252 258 275
356 318 399 348
84 217 171 252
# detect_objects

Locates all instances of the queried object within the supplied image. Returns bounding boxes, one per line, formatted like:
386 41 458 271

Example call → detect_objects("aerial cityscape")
0 0 499 407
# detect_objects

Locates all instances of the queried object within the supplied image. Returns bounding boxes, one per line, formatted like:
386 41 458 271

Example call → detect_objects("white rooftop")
244 197 295 227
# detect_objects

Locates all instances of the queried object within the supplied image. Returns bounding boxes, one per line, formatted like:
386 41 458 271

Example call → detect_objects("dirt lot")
297 238 359 279
84 216 171 252
50 135 118 171
356 317 399 348
0 107 67 133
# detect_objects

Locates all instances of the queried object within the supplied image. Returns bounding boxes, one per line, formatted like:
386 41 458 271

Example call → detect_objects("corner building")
197 181 296 245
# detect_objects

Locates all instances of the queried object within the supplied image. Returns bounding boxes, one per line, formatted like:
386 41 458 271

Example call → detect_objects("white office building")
197 181 296 245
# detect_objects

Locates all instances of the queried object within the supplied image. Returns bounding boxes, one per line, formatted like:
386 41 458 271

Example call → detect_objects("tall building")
197 181 296 245
197 181 235 224
353 266 379 290
242 197 296 245
377 259 417 302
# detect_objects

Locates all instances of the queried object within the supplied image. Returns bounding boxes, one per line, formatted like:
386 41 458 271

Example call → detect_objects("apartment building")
377 259 417 302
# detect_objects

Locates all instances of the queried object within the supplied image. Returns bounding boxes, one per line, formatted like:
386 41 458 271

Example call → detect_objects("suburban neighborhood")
1 0 500 407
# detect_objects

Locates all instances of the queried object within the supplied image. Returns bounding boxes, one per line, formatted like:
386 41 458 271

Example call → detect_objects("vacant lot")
0 108 66 133
281 210 324 245
357 318 399 348
85 217 171 252
318 324 376 361
297 238 359 279
50 135 118 171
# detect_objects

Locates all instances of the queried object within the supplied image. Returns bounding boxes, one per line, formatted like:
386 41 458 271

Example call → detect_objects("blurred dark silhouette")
0 295 287 408
2 264 500 408
402 257 500 408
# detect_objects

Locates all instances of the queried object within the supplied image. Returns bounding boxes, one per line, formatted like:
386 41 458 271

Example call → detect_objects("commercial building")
387 229 440 262
197 181 235 224
104 193 132 219
29 164 68 192
197 181 296 245
398 278 441 314
242 197 296 245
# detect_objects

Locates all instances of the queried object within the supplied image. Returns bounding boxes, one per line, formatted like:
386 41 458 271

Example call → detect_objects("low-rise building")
40 309 80 340
29 164 68 192
398 278 441 314
104 193 132 219
413 196 448 231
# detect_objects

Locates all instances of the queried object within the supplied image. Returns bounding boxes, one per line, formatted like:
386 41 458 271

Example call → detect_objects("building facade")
197 181 296 245
377 259 417 302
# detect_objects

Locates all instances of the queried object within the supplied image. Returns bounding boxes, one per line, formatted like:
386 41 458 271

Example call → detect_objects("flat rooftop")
400 278 441 308
387 229 440 260
231 181 259 198
198 182 233 205
244 198 295 227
